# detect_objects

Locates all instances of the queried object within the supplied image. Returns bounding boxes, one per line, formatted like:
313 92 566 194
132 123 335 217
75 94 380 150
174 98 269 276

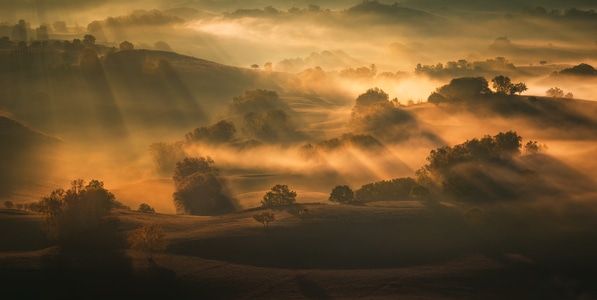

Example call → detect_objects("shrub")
138 203 155 213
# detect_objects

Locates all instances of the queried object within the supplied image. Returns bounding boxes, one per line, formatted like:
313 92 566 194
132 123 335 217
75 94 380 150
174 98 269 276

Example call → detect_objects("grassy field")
1 199 596 299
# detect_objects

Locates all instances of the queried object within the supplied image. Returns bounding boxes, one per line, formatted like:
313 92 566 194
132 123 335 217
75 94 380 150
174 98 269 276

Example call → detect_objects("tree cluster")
349 88 418 142
428 75 527 104
419 131 524 200
545 87 573 99
355 177 427 202
428 77 491 103
522 7 597 20
425 131 522 172
185 120 236 144
329 177 429 204
38 179 116 241
415 57 517 78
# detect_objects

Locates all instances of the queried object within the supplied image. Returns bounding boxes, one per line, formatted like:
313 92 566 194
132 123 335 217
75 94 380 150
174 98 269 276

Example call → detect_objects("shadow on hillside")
1 216 185 298
295 274 331 299
169 212 472 269
0 210 52 251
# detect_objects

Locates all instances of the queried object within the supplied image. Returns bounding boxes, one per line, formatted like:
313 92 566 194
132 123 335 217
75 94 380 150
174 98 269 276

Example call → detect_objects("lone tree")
128 223 168 261
253 212 275 230
328 185 355 203
138 203 155 214
83 34 96 46
172 157 237 215
119 40 134 50
261 184 297 208
4 201 13 209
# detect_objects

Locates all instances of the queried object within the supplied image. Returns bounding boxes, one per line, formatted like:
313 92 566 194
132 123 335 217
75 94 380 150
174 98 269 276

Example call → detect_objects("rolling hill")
1 199 596 298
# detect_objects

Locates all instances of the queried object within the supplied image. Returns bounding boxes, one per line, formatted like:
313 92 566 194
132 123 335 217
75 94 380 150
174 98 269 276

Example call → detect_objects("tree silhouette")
119 40 134 50
491 75 511 94
185 120 236 144
38 179 116 241
172 157 236 215
523 140 547 155
422 131 525 199
261 184 297 208
4 200 13 209
511 82 528 95
428 77 491 103
83 34 96 46
328 185 355 203
128 223 168 261
355 177 421 202
253 212 275 230
546 87 564 98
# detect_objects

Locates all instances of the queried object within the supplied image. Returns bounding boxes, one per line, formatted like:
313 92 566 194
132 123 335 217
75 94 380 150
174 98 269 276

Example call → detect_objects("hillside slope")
2 200 597 298
0 113 61 200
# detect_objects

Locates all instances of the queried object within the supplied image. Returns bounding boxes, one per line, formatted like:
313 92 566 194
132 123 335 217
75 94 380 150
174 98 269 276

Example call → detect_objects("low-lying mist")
1 0 597 216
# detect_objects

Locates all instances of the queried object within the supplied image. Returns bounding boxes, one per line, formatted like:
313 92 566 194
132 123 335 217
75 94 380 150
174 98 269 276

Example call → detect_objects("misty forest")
1 0 597 298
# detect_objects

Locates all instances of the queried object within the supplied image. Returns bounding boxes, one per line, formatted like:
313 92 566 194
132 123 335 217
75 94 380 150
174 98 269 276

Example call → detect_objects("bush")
138 203 155 213
261 184 297 208
4 200 13 209
355 177 421 202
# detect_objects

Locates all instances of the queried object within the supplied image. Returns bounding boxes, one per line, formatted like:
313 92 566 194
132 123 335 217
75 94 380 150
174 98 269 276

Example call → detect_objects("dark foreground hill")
1 199 596 299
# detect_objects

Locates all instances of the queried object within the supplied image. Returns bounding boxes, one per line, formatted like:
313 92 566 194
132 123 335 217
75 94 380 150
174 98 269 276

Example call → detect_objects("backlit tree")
261 184 297 208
